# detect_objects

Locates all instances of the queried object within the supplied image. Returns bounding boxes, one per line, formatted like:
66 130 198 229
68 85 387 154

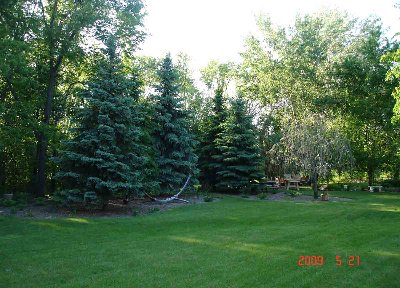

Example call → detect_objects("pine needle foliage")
152 54 198 194
215 98 264 193
54 38 150 205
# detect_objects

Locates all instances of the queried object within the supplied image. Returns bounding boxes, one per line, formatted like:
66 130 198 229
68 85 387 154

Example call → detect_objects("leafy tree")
384 48 400 124
236 11 356 183
215 98 264 193
54 37 149 206
0 0 44 194
239 12 399 185
238 11 355 118
331 18 398 185
0 0 146 197
175 53 207 135
152 54 198 194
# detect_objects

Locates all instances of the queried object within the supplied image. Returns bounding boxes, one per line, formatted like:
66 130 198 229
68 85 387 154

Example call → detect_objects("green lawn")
1 191 399 288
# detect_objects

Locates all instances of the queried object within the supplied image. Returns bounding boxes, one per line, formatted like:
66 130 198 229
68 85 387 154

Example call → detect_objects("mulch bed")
0 192 352 219
0 195 206 219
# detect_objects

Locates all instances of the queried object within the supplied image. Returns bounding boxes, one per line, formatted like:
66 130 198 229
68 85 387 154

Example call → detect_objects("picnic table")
285 179 300 190
284 174 300 191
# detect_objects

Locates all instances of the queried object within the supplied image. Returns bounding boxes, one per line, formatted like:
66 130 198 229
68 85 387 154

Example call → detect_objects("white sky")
138 0 400 71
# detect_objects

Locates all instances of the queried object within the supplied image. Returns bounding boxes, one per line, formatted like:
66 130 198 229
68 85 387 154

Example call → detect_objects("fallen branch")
145 175 192 203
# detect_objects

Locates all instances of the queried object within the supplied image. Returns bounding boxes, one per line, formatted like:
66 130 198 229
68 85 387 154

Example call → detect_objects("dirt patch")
0 195 207 219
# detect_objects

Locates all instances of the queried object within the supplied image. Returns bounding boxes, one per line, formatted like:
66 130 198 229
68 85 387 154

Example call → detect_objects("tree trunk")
35 68 57 197
0 151 6 192
311 172 319 199
36 133 47 197
367 166 374 186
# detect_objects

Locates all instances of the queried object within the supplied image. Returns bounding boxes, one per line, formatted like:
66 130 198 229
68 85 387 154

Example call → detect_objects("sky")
138 0 400 71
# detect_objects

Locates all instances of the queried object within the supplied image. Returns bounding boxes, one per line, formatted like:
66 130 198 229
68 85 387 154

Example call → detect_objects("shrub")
15 193 30 205
327 183 341 191
34 197 47 206
203 196 214 202
380 179 400 188
250 184 262 195
25 211 33 217
385 187 400 192
16 203 27 210
257 193 267 200
2 199 17 207
288 191 302 197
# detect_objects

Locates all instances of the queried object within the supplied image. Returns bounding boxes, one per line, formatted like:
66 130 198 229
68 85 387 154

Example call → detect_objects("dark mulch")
0 195 206 219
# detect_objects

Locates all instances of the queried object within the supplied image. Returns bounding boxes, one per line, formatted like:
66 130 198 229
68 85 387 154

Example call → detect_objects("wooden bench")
368 186 383 193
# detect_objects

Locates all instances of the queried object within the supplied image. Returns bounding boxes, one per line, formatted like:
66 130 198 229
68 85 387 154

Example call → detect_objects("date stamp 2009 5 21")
298 255 360 267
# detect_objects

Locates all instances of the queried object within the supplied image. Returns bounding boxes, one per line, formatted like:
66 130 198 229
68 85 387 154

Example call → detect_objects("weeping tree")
276 116 353 199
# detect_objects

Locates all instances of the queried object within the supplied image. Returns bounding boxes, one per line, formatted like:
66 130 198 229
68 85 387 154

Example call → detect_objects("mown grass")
0 190 399 287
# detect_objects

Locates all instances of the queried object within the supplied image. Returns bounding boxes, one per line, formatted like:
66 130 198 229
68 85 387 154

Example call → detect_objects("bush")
203 196 213 202
380 179 400 188
257 193 267 200
1 199 17 207
34 197 47 206
16 203 27 210
288 191 302 197
250 184 262 195
384 187 400 192
327 183 341 191
25 211 33 217
14 193 30 205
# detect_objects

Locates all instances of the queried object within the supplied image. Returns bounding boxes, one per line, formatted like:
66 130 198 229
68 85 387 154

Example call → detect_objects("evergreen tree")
215 98 264 193
54 38 150 206
152 54 198 194
198 87 227 191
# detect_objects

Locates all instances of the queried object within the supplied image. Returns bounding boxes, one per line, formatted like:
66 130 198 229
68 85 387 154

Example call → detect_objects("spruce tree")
54 38 150 206
152 54 198 194
198 87 227 191
215 98 264 193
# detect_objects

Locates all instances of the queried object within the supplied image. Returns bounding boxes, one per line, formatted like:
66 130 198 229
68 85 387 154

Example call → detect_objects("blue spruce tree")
198 87 227 192
152 54 198 194
54 37 151 207
215 97 264 193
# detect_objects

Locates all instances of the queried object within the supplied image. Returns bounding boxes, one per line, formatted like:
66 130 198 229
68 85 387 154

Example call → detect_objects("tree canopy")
1 5 400 204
